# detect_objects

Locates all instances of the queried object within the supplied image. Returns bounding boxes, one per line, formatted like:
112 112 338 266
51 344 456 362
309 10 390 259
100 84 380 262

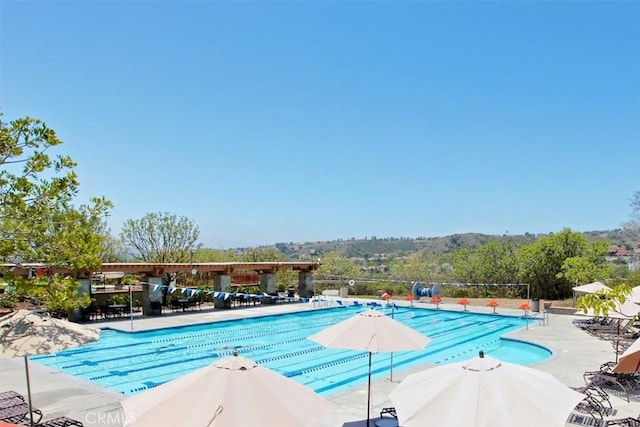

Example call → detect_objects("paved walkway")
1 299 639 426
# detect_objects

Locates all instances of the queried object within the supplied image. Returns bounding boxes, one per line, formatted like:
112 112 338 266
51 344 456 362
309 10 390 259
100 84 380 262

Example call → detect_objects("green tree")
242 247 284 262
450 247 481 283
473 238 521 284
193 247 239 262
316 251 359 280
240 247 295 291
558 255 612 288
519 228 604 299
99 232 128 263
0 115 79 260
120 212 200 262
394 253 429 283
10 197 112 314
0 115 113 313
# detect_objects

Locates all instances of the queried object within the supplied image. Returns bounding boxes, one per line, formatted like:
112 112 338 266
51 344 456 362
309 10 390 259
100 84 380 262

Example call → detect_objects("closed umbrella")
390 351 584 427
308 308 429 426
0 310 100 426
121 351 333 427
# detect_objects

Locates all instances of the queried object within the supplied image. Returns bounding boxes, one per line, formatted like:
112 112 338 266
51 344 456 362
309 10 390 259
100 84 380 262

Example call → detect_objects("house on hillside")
607 245 640 271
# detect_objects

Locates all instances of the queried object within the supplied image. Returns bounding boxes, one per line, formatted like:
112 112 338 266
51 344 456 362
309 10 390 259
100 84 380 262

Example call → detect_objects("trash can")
532 298 540 313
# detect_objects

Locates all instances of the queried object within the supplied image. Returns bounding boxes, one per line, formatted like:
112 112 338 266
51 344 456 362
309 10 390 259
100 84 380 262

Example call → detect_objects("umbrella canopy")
628 286 640 304
308 308 430 353
390 351 585 427
0 310 100 357
0 310 100 426
572 282 611 294
614 337 640 373
121 351 333 427
308 309 429 426
576 299 640 320
575 299 640 363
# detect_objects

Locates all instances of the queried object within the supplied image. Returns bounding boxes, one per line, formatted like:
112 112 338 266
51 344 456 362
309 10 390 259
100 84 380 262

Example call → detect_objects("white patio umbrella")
390 351 585 427
572 282 611 294
628 285 640 304
0 310 100 426
576 299 640 319
121 351 333 427
576 298 640 362
572 282 611 306
308 308 430 426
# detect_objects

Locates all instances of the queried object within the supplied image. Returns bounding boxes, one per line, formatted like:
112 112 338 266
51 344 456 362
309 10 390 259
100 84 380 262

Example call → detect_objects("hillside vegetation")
273 229 627 261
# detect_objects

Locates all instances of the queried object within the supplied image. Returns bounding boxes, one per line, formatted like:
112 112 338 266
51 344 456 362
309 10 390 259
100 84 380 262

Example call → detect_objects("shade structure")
628 285 640 304
121 352 333 427
0 310 100 425
390 351 585 427
576 299 640 363
0 310 100 357
0 310 100 426
614 336 640 373
576 299 640 319
308 308 430 426
572 282 611 294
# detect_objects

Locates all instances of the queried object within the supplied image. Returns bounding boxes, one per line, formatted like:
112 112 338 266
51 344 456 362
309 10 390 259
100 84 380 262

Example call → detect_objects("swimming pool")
31 305 550 396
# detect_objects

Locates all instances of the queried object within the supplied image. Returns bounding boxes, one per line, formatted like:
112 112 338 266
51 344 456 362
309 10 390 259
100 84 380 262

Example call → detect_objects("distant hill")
270 229 631 261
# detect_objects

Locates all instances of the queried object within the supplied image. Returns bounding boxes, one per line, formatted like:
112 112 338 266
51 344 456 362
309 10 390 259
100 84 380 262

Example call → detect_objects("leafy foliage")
576 283 632 317
0 115 79 260
315 251 359 280
0 114 112 312
518 229 607 299
120 212 200 262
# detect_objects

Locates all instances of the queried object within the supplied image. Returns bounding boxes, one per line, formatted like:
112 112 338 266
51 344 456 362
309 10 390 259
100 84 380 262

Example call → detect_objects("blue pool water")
32 306 551 396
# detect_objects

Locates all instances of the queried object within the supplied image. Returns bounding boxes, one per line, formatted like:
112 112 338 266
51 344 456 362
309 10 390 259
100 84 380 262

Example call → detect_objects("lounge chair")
606 416 640 426
377 407 399 427
0 402 43 424
0 391 24 402
572 382 614 415
35 416 84 427
584 362 640 402
567 386 613 427
0 396 27 409
379 407 397 419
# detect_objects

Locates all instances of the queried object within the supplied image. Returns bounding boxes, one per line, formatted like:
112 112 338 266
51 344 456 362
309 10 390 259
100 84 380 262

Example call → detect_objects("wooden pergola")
1 261 321 279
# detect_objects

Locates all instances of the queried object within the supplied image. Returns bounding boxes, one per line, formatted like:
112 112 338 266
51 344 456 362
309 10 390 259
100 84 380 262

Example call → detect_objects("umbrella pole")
389 303 394 382
616 319 620 363
367 351 372 427
129 282 134 331
24 355 34 427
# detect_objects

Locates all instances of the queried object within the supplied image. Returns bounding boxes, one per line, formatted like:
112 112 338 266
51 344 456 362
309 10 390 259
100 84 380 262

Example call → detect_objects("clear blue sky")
2 1 639 249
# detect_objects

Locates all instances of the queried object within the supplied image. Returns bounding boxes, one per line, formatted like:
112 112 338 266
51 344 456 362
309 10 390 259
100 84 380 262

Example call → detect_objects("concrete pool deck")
1 299 639 426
